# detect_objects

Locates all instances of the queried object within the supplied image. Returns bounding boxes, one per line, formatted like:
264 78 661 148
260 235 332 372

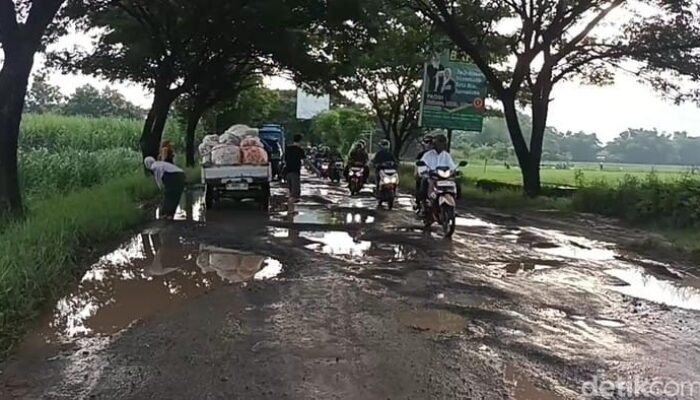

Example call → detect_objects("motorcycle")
418 160 467 238
376 162 399 210
330 161 343 183
348 163 366 196
319 160 331 179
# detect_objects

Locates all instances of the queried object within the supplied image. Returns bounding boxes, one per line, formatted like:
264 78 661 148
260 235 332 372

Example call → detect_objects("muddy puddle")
520 227 617 262
606 267 700 311
397 309 466 334
155 188 206 222
23 227 283 349
271 205 376 226
300 230 416 263
504 365 566 400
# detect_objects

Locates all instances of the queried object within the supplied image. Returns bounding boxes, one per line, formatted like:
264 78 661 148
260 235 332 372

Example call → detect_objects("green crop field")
462 160 697 187
18 114 183 202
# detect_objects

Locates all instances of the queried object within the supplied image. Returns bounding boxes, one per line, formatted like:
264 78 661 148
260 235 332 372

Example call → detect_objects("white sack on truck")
211 144 241 166
218 132 241 146
199 134 221 164
224 124 250 136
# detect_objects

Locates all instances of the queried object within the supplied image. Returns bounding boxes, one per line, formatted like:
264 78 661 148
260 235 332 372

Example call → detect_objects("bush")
573 173 700 228
0 173 159 356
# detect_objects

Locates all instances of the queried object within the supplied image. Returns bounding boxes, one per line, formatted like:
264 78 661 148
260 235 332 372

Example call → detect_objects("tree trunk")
0 49 35 220
502 93 542 196
185 107 205 167
140 87 178 159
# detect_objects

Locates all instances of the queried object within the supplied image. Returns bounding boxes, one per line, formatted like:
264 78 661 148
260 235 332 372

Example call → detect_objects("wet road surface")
2 172 700 399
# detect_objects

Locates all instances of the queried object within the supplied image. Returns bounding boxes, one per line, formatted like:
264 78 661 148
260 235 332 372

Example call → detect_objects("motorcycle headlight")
382 176 392 184
438 170 451 179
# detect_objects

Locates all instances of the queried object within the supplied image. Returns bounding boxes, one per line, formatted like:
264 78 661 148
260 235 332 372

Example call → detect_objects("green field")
463 160 697 187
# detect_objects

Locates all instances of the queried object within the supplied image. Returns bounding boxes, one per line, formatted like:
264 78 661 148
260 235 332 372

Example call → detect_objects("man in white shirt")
417 134 458 209
420 135 457 171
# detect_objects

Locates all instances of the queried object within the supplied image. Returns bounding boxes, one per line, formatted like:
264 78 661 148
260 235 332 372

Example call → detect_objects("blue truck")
259 124 286 179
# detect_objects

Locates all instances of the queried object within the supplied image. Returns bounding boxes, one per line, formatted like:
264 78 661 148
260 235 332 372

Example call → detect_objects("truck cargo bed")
202 165 270 181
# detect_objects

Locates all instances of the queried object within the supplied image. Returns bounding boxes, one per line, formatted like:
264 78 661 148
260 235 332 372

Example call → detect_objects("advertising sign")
419 50 487 132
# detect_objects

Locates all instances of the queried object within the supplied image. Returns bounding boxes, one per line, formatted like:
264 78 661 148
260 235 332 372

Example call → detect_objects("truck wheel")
259 196 270 211
205 185 214 209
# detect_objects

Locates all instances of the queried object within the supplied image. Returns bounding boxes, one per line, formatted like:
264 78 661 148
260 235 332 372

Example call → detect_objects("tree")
63 0 345 160
311 108 373 155
0 0 66 218
673 132 700 166
605 129 678 164
333 7 430 157
25 70 64 114
560 131 602 162
62 84 144 119
177 59 261 166
407 0 700 195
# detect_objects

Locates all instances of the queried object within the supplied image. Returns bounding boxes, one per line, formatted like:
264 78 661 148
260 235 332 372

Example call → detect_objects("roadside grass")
0 167 199 357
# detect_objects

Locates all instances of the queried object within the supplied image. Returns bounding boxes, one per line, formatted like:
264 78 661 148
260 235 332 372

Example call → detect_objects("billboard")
419 50 487 132
296 87 330 120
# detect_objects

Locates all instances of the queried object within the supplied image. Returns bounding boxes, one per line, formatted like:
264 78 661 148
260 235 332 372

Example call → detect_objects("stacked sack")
210 131 241 165
198 135 220 164
198 124 268 166
240 136 269 165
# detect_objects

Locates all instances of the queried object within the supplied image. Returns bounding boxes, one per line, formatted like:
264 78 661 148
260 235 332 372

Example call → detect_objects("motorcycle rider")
314 145 328 172
415 135 434 206
372 139 397 191
345 141 370 183
417 134 457 213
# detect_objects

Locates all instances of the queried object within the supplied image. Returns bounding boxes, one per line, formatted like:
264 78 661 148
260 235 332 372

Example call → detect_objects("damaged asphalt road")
2 174 700 399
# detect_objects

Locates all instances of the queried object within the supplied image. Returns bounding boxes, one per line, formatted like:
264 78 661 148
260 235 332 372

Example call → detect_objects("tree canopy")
405 0 700 195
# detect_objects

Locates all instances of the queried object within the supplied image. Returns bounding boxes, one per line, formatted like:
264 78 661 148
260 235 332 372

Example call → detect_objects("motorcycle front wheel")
440 205 456 238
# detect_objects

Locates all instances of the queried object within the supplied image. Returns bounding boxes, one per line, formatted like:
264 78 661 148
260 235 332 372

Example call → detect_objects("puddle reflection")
29 229 283 344
524 228 617 262
606 268 700 311
273 206 375 226
155 188 206 222
300 230 416 263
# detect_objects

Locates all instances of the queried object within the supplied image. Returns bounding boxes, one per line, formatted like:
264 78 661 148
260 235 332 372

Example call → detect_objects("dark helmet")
379 139 391 149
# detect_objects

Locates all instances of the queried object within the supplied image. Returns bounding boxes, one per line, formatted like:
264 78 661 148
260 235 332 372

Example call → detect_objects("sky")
40 26 700 144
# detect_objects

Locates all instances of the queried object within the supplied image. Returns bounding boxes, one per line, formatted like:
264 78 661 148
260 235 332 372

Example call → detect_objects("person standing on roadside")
160 141 175 164
144 156 186 220
284 134 306 205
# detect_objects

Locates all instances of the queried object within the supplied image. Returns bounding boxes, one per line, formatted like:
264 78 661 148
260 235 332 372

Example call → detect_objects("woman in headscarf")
144 156 185 219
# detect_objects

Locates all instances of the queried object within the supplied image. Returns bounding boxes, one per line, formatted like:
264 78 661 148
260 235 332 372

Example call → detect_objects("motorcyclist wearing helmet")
372 139 398 190
417 134 458 211
345 141 370 182
415 135 434 205
327 146 343 163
